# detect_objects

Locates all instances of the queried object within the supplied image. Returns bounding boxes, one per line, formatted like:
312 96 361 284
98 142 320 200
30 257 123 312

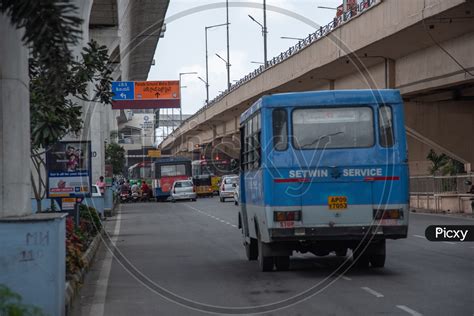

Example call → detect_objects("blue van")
238 90 409 271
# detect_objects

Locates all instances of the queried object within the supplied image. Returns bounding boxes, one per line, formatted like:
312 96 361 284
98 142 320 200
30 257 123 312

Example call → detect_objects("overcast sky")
148 0 343 115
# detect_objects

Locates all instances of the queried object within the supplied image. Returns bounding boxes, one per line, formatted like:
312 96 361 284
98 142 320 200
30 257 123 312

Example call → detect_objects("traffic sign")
112 81 134 100
111 81 180 110
148 150 161 158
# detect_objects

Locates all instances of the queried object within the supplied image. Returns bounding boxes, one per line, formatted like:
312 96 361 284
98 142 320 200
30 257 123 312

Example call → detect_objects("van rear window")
292 107 374 149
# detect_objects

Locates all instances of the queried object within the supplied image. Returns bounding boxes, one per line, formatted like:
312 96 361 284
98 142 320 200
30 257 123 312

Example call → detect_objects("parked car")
171 180 197 202
233 182 240 206
91 184 102 197
219 175 239 202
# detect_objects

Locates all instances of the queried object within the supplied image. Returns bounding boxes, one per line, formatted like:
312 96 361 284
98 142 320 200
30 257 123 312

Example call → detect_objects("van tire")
369 240 386 268
245 238 258 261
369 254 386 268
274 256 290 271
352 247 369 268
258 239 274 272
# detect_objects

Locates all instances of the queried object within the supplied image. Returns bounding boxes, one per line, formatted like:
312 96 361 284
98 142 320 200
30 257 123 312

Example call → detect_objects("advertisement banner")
46 141 92 198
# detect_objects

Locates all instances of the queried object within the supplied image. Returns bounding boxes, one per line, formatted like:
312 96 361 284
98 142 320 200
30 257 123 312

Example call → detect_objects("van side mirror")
232 183 237 188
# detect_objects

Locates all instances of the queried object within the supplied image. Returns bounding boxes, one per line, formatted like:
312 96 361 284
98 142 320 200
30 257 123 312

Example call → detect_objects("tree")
426 149 449 175
30 41 113 212
106 143 126 175
1 1 113 212
427 149 464 176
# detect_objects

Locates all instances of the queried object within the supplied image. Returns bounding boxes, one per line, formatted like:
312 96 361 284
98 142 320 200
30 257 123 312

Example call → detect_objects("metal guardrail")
410 174 474 194
162 0 379 146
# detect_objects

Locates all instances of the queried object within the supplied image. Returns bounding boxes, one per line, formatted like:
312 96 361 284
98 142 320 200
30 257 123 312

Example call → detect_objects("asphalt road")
72 198 474 316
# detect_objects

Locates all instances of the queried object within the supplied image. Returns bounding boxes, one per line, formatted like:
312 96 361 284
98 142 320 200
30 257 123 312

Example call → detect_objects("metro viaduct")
161 0 474 175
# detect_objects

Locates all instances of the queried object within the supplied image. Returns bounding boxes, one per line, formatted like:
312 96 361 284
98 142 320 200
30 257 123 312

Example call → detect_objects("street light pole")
215 53 231 74
280 36 304 41
205 28 210 104
226 0 231 90
263 0 268 67
248 12 268 67
197 76 208 103
178 71 197 123
205 23 228 104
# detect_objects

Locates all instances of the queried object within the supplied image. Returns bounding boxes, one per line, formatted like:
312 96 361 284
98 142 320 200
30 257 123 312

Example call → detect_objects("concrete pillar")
0 14 31 218
91 102 106 182
0 14 66 316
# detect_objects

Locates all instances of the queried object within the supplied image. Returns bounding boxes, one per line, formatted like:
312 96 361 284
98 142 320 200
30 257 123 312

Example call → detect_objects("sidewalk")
410 208 474 219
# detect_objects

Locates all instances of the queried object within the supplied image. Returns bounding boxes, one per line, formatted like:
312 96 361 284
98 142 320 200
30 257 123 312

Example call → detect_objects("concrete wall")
0 215 66 316
405 100 474 174
397 31 474 95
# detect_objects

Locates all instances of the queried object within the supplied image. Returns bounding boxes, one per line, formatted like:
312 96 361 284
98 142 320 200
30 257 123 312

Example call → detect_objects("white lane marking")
341 276 352 281
413 235 425 239
361 287 384 298
396 305 423 316
88 209 122 316
184 203 237 229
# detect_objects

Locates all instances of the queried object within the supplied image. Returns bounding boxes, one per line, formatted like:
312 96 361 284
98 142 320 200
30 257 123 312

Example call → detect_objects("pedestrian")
96 176 106 195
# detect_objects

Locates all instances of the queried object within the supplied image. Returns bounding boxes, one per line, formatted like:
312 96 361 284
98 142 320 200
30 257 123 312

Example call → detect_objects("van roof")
240 89 402 123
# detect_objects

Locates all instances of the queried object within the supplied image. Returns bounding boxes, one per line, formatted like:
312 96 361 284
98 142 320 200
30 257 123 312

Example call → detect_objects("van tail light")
274 210 302 222
373 209 403 220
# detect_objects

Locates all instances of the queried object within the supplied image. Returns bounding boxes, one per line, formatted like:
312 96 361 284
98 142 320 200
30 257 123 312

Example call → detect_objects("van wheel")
274 256 290 271
369 240 386 268
244 238 258 261
171 199 176 203
370 254 386 268
352 247 369 268
220 197 224 202
258 239 274 272
234 200 238 206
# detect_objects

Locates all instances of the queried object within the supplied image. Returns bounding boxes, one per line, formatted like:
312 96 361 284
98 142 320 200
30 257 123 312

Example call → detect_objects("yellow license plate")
328 196 347 210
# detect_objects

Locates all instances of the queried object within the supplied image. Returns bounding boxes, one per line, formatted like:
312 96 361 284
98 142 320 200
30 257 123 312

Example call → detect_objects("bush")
0 284 44 316
65 205 102 279
65 217 84 278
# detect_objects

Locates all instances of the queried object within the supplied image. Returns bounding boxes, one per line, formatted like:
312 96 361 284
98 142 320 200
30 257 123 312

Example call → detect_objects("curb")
411 209 474 219
64 227 104 315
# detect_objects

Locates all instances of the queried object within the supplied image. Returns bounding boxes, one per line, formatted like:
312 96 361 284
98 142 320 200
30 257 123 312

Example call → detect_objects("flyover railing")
410 174 474 195
163 0 380 146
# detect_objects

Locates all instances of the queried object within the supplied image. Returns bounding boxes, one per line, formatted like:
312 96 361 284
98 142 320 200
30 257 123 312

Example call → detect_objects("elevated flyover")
161 0 474 174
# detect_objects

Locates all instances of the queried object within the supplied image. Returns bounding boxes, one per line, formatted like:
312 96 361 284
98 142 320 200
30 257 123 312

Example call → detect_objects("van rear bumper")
269 225 408 241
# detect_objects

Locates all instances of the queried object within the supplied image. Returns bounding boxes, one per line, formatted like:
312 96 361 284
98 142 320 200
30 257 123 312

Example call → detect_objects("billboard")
46 141 92 198
111 80 180 110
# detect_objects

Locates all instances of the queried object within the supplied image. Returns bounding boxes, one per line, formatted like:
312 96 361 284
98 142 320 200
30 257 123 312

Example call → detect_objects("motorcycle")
120 190 130 203
131 191 140 202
